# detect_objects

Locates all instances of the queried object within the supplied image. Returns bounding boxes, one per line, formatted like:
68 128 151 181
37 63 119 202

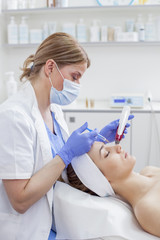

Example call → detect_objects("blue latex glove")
58 122 98 167
99 114 134 143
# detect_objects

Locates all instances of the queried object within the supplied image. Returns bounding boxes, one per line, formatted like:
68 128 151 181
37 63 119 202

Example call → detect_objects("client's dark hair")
59 163 97 196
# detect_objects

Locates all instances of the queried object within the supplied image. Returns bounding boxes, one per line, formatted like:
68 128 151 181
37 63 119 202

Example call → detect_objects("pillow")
53 181 159 240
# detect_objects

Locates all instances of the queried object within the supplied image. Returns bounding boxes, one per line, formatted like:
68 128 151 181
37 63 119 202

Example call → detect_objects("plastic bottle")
18 0 28 9
47 0 55 7
156 16 160 41
126 19 135 32
101 25 108 42
7 16 18 44
139 24 145 41
90 20 100 42
145 14 155 41
62 22 76 38
5 72 17 98
135 14 143 31
135 14 144 41
55 0 61 7
19 16 29 44
7 0 18 10
43 22 49 40
77 19 87 42
60 0 68 7
28 0 36 8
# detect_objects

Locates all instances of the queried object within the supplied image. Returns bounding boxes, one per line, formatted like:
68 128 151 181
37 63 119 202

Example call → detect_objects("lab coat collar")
50 104 69 142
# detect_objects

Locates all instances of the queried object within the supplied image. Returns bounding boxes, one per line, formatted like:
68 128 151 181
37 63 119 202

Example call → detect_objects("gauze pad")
71 153 115 197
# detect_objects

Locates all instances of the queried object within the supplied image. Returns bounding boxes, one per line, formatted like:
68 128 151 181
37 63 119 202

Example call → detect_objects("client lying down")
61 142 160 238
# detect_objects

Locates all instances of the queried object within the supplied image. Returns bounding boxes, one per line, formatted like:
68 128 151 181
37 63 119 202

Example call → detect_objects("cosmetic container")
156 16 160 41
48 21 57 35
77 19 87 42
114 26 122 41
90 20 100 42
126 19 135 32
8 16 18 44
43 22 49 40
139 24 145 41
7 0 18 10
18 0 27 9
101 25 108 42
47 0 55 7
60 0 68 7
30 29 43 43
5 72 17 98
28 0 36 8
62 23 76 38
19 16 29 44
145 14 155 41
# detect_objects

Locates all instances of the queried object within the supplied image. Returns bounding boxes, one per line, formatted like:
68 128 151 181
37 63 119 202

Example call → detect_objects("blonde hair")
59 164 97 196
20 32 90 81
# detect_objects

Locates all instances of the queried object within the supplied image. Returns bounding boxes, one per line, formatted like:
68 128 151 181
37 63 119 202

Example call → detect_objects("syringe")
115 106 130 145
86 127 109 144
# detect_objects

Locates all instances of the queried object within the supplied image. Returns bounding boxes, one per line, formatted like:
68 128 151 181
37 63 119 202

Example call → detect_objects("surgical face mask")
49 64 81 105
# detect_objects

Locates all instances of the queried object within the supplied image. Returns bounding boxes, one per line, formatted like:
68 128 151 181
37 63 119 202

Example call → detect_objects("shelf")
4 41 160 48
2 4 160 14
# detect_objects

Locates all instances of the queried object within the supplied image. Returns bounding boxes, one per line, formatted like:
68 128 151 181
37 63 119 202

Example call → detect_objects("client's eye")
105 151 110 158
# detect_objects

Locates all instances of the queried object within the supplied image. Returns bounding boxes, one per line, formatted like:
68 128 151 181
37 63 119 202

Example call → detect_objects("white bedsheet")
53 181 160 240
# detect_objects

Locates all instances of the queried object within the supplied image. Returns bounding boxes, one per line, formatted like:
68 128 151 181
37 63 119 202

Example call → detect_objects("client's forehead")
88 142 104 160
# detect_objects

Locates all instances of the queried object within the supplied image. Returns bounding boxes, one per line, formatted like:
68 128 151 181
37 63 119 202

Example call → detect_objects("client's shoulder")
140 166 160 178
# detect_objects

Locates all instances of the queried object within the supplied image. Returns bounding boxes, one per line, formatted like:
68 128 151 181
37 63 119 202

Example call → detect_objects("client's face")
88 142 136 182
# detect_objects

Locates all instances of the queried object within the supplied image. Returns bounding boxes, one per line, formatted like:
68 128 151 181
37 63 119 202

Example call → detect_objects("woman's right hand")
57 122 98 167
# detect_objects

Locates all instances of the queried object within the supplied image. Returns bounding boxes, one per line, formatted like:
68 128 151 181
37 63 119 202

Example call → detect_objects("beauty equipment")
86 128 109 143
115 106 130 145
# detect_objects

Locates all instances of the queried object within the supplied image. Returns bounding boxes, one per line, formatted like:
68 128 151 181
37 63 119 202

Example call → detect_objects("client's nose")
115 144 122 153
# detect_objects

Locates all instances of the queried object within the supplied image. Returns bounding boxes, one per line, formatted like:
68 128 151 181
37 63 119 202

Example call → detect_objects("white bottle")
28 0 36 8
43 22 49 40
101 25 108 42
135 14 143 31
8 16 18 44
77 19 87 42
90 20 100 42
156 16 160 41
135 14 144 41
19 16 29 44
139 24 145 42
55 0 61 7
5 72 17 98
145 14 155 41
62 22 76 38
47 0 54 7
7 0 18 10
60 0 68 7
18 0 27 9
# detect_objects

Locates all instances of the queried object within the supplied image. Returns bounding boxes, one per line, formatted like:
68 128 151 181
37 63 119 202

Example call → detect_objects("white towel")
71 153 115 197
54 182 160 240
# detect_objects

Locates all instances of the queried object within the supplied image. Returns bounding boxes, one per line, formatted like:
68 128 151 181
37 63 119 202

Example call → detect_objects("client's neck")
111 172 151 208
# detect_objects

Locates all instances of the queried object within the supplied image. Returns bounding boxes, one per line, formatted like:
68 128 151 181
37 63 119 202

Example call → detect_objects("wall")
0 0 160 103
81 45 160 101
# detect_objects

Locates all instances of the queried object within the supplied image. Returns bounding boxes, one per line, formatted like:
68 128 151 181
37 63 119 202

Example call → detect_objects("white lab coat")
0 81 69 240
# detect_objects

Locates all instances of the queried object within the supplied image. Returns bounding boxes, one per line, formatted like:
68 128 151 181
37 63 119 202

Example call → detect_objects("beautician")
0 32 132 240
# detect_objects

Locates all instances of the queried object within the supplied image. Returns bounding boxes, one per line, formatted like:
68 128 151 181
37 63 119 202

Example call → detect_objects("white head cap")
70 154 115 197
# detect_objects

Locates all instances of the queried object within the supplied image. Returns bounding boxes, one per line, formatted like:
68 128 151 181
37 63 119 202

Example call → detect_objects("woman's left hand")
99 114 134 143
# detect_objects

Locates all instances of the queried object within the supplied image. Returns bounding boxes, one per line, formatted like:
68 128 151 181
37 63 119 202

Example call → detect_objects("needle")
86 127 109 143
